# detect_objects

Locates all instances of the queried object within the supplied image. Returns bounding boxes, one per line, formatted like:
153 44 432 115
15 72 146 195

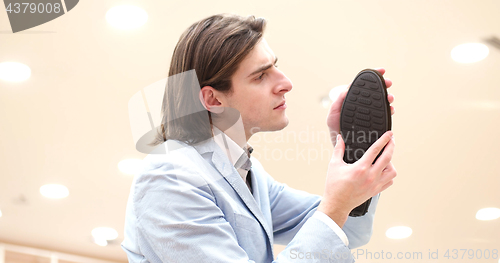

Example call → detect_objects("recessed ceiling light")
0 209 2 218
0 62 31 82
386 226 412 239
106 5 148 30
93 238 108 246
118 159 145 175
92 227 118 243
329 84 348 102
320 96 331 108
451 43 489 63
40 184 69 199
476 207 500 221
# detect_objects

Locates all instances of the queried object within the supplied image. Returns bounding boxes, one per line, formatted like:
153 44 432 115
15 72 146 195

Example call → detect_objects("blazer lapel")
194 139 273 243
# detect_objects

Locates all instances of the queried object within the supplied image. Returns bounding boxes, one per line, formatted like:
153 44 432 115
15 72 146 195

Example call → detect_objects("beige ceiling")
1 0 499 262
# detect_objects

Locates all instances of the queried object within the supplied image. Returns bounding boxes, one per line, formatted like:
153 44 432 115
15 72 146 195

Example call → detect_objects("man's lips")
274 101 286 110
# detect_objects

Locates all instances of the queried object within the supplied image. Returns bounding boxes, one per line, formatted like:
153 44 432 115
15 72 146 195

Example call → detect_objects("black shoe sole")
340 69 392 217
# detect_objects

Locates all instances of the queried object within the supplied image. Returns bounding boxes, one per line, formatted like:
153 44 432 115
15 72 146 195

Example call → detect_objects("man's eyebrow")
247 57 278 78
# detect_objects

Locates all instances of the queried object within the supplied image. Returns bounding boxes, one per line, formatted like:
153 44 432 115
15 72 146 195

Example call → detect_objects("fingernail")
337 134 341 142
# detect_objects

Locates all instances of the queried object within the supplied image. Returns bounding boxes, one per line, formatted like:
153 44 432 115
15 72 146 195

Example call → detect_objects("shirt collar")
212 126 252 169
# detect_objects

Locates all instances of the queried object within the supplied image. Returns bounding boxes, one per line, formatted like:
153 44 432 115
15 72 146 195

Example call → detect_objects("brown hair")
150 14 266 146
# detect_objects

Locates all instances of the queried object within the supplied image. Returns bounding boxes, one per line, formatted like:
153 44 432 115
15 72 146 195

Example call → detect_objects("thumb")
333 134 345 161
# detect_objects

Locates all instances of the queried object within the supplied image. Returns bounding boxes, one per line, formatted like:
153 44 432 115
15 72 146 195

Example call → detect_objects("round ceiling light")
40 184 69 199
320 96 331 108
0 62 31 82
451 43 489 63
106 5 148 30
93 238 108 246
329 84 349 102
386 226 412 239
92 227 118 247
476 207 500 221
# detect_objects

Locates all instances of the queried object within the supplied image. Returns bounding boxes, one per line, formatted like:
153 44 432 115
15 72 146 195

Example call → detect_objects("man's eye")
256 73 265 80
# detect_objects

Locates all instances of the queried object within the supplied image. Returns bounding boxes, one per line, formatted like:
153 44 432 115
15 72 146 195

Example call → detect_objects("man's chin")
280 117 290 129
270 117 289 131
247 117 289 134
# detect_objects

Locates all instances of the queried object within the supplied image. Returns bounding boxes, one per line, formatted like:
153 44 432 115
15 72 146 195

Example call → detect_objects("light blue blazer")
121 138 380 262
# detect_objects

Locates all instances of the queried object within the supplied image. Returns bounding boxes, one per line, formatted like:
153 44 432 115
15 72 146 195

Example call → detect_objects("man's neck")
212 115 249 148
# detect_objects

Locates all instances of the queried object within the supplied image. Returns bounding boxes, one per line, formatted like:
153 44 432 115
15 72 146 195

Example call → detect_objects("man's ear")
199 86 224 114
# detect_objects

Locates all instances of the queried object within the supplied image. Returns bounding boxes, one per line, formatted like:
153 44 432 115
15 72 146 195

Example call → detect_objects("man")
122 14 396 262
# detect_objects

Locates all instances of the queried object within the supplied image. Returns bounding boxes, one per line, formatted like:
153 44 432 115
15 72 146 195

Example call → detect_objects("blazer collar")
193 138 273 243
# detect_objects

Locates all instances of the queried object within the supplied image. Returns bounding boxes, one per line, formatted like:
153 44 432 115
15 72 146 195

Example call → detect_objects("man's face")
221 38 293 139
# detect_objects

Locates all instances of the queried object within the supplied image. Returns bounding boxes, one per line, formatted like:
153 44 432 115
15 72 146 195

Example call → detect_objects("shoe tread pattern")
339 69 392 217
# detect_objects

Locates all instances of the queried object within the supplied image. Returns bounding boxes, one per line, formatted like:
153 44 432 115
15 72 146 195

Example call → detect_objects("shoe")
340 69 392 217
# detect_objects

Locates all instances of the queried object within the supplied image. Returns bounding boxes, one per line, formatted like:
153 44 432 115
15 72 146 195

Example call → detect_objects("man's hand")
327 68 395 146
317 131 397 228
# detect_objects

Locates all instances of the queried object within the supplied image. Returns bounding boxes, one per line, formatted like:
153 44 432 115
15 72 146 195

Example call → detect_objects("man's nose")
275 69 293 94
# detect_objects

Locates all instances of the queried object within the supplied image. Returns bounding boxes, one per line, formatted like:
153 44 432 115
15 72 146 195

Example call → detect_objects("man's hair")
150 14 266 147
